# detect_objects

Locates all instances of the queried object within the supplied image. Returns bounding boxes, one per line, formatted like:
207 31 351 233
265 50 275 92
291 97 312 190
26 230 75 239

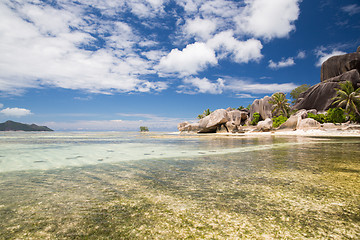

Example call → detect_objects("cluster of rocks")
178 107 249 133
178 47 360 133
293 47 360 111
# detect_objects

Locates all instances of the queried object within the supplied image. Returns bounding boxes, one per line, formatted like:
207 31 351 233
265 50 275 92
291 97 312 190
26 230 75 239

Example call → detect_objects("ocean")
0 131 359 239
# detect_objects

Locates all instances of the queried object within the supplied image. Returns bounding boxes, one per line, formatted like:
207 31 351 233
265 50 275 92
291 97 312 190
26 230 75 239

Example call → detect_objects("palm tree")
268 92 290 117
197 109 212 119
332 81 360 118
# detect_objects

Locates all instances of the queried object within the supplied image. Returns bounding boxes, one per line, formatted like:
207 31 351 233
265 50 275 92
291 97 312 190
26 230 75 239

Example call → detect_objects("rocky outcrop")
256 118 273 131
177 122 200 132
198 109 229 133
297 118 321 130
178 108 250 133
293 48 360 111
249 96 273 122
321 52 360 82
292 82 339 111
277 109 317 130
227 110 248 125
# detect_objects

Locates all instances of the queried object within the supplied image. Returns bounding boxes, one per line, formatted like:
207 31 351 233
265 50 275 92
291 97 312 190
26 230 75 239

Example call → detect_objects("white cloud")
207 30 263 63
315 49 346 67
342 4 360 15
157 42 217 76
268 57 295 69
178 76 297 94
235 0 300 40
0 107 32 117
178 77 225 94
235 93 257 98
0 1 167 95
225 78 297 94
0 0 303 97
184 17 217 41
296 50 306 59
0 103 3 109
142 50 167 61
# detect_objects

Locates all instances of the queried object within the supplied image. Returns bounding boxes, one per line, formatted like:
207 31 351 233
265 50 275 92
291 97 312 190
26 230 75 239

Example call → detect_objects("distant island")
0 120 53 131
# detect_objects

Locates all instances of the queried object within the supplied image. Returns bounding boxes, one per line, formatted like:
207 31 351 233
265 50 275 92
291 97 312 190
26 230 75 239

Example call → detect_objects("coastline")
177 128 360 138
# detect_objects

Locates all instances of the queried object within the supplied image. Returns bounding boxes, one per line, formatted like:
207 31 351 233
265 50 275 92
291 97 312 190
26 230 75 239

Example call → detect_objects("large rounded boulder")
321 51 360 82
198 109 229 133
249 96 273 122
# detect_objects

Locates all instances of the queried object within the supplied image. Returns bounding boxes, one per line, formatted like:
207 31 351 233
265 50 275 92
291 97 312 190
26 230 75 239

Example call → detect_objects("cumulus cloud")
178 77 225 94
0 107 32 117
184 17 217 41
0 103 3 109
157 42 217 76
296 50 306 59
315 49 346 67
225 78 297 94
0 0 167 95
342 4 360 15
0 0 303 97
178 76 297 94
207 30 263 63
268 57 295 69
235 93 257 98
235 0 301 40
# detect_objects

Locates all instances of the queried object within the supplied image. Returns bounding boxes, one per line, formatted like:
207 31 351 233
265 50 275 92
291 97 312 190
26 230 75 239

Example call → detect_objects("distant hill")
0 120 53 131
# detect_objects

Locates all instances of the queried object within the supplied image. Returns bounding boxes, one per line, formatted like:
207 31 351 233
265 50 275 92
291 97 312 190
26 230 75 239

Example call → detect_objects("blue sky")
0 0 359 131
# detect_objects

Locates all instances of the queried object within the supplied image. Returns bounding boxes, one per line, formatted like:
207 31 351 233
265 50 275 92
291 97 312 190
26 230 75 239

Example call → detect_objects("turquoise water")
0 132 359 239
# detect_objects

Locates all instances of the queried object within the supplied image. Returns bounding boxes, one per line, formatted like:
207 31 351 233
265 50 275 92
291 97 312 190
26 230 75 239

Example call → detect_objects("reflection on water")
0 132 359 239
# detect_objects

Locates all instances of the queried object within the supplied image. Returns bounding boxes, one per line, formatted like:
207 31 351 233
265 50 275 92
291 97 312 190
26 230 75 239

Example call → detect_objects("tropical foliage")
326 108 346 124
251 112 261 126
307 113 327 124
197 109 212 119
272 115 288 128
140 126 149 132
332 81 360 121
307 108 346 124
237 106 245 111
268 93 290 117
290 84 311 104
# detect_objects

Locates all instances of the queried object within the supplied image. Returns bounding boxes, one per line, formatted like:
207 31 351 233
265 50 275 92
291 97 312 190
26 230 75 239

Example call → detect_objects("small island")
0 120 53 131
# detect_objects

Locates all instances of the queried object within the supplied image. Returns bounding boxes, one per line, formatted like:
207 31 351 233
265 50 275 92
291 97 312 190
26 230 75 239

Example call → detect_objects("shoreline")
176 128 360 138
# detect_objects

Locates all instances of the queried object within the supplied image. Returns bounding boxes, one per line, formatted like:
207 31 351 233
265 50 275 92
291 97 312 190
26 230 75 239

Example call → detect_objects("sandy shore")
176 128 360 138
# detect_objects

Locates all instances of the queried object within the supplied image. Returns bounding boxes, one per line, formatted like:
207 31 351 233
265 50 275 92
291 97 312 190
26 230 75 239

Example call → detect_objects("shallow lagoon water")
0 132 359 239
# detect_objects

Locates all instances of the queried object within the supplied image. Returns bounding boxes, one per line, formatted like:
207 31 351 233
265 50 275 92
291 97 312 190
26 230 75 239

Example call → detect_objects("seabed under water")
0 132 359 239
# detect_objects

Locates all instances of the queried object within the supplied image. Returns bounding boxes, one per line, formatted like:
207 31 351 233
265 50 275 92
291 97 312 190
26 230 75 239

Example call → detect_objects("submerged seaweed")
0 133 359 239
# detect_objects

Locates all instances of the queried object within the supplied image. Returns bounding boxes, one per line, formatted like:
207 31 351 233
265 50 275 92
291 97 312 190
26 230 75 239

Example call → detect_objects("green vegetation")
308 113 327 124
140 126 149 132
307 108 346 124
272 115 288 128
251 112 261 125
197 109 212 119
268 93 290 117
326 108 346 124
237 106 245 111
0 120 53 131
237 105 251 111
332 81 360 122
290 84 311 104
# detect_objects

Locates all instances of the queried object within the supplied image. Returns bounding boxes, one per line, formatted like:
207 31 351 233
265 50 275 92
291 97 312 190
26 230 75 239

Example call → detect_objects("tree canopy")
290 84 311 104
332 81 360 120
